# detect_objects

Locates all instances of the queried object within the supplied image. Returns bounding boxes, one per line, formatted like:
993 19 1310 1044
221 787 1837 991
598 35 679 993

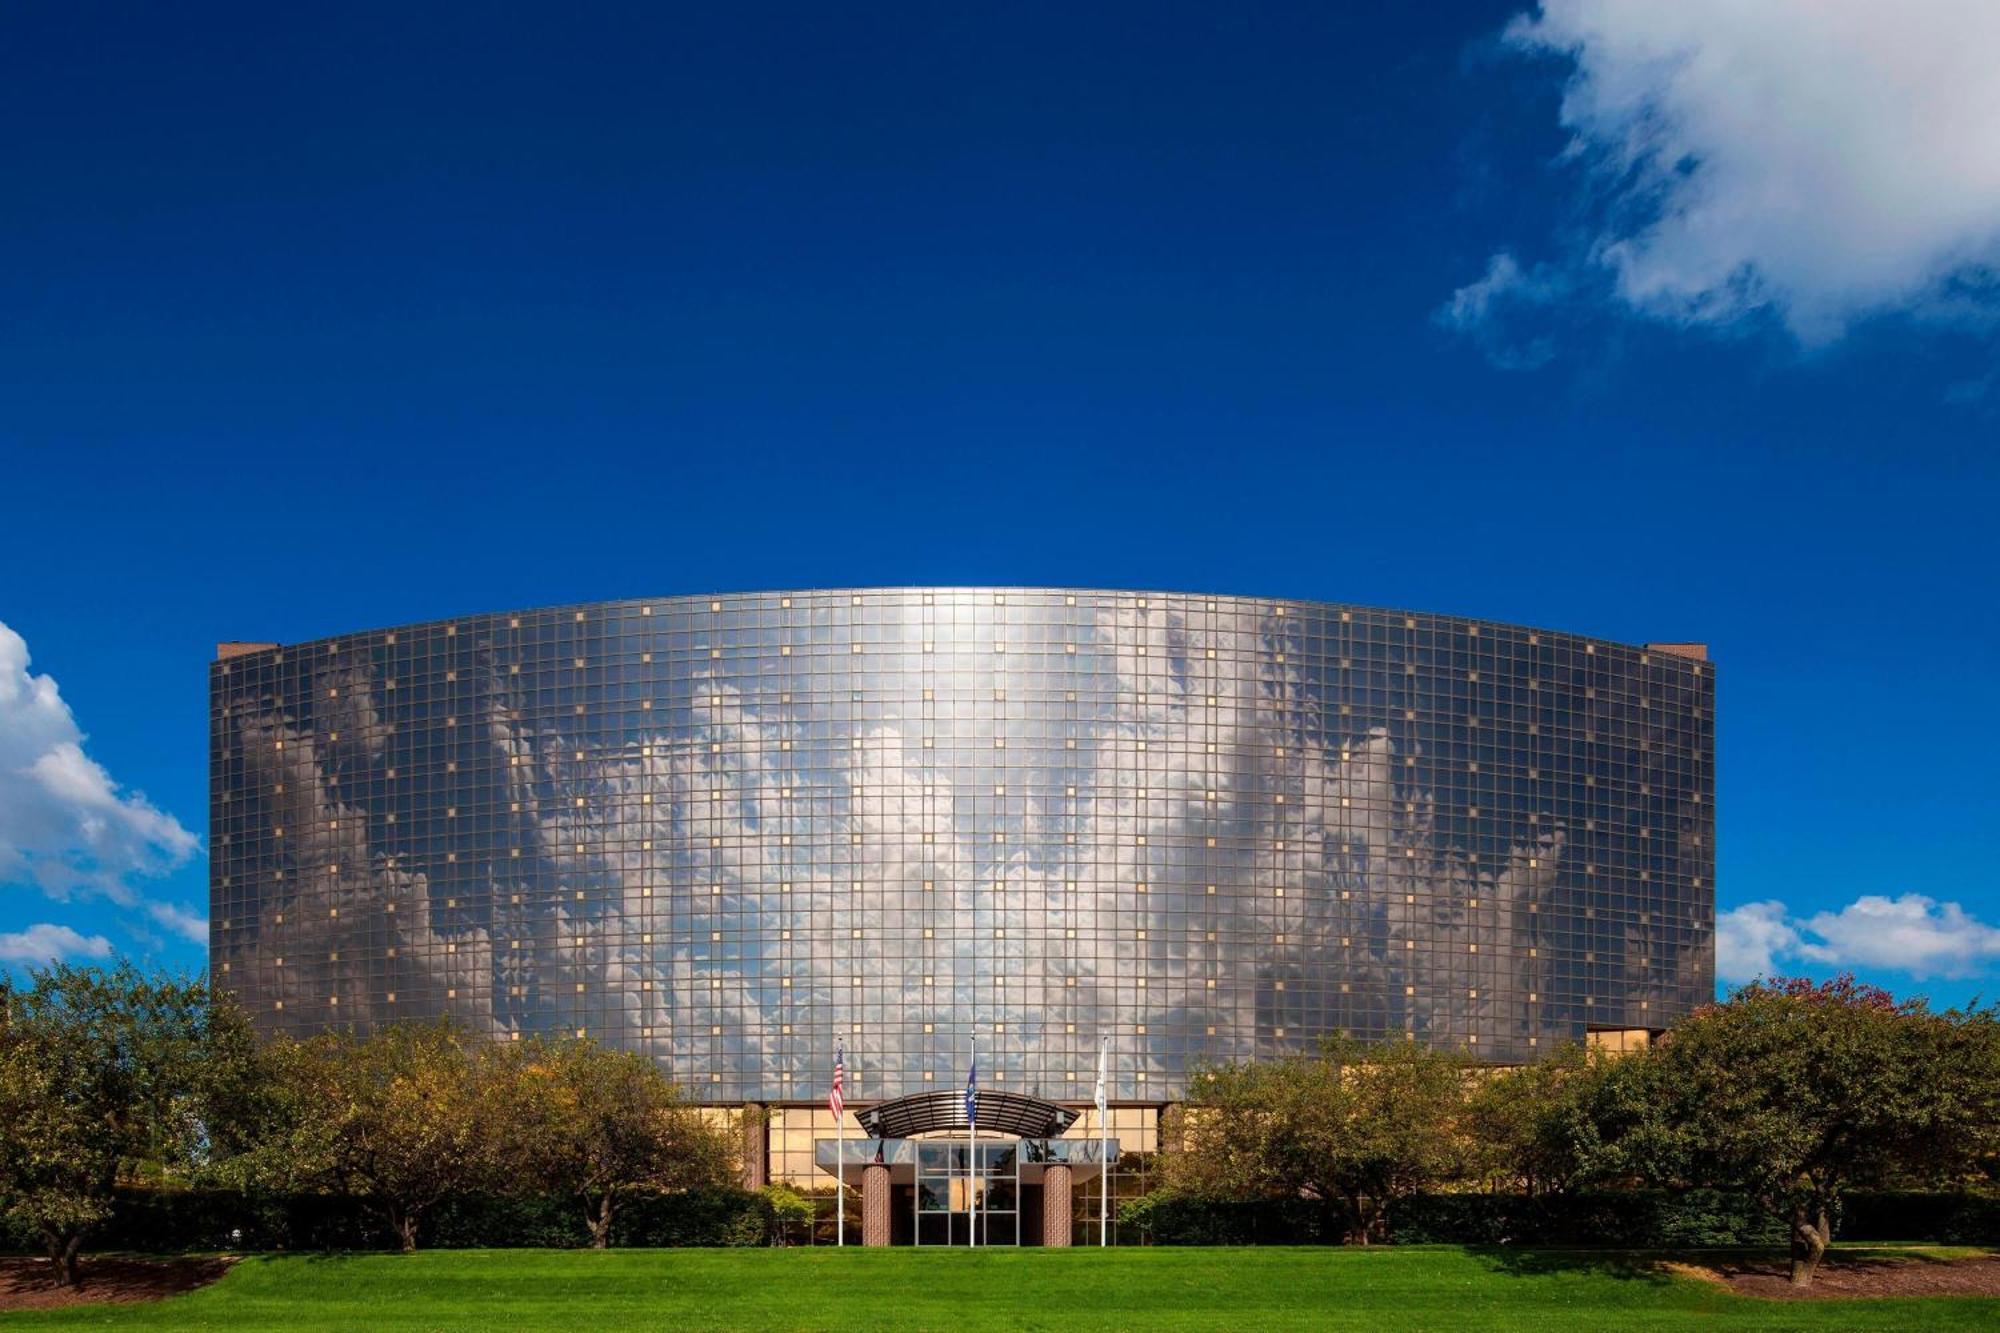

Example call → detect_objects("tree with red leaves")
1634 975 1999 1287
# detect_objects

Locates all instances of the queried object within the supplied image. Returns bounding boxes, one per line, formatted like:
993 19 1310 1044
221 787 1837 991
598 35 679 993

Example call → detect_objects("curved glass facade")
209 588 1714 1101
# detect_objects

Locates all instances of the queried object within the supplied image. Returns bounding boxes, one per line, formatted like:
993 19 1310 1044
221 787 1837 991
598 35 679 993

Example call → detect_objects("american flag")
829 1043 845 1119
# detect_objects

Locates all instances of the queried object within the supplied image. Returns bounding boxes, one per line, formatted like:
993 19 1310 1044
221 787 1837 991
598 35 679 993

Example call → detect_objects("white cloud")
142 900 210 945
1796 894 2000 979
1469 1 2000 344
1436 252 1566 369
0 620 203 943
1716 900 1799 984
1717 892 2000 983
0 921 115 966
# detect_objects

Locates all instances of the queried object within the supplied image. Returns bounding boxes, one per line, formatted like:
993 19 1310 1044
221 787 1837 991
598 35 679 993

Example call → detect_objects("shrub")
1118 1191 1332 1245
760 1184 815 1246
1387 1191 1784 1247
1124 1189 1795 1247
26 1183 1997 1254
54 1186 770 1253
611 1188 769 1247
1840 1191 2000 1245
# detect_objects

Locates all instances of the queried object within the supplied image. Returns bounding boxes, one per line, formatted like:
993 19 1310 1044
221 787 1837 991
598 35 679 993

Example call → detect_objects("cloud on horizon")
0 619 204 947
1445 0 2000 362
1718 893 2000 986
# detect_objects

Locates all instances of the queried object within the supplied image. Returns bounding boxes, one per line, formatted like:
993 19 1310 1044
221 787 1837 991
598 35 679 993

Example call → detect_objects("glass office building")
210 587 1713 1129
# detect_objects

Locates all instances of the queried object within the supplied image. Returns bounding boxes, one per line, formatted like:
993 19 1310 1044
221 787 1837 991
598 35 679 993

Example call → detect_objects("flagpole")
964 1024 972 1248
966 1032 977 1249
977 1034 988 1246
979 1088 988 1247
835 1041 845 1248
965 1032 968 1249
1099 1034 1110 1247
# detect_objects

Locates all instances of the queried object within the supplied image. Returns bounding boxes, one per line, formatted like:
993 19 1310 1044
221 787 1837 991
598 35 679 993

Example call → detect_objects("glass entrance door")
975 1141 1019 1245
913 1138 1019 1246
913 1140 957 1246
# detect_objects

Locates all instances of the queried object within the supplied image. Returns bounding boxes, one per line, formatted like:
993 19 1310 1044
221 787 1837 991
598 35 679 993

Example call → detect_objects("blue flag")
965 1047 978 1127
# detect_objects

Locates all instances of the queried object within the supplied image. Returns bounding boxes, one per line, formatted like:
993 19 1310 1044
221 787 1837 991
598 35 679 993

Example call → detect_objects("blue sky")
2 2 1996 1005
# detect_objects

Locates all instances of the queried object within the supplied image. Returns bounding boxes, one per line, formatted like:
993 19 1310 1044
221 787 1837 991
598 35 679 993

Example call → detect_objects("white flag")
1094 1036 1108 1113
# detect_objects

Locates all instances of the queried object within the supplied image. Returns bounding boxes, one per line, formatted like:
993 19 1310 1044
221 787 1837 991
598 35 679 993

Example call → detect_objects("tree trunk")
588 1194 614 1249
46 1232 84 1288
1788 1202 1830 1287
391 1207 420 1254
1343 1192 1372 1246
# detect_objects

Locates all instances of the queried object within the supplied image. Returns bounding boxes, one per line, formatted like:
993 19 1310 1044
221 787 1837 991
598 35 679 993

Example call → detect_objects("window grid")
210 589 1716 1100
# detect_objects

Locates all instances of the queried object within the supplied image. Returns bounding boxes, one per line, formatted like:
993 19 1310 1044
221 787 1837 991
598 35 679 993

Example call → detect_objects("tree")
1466 1042 1606 1195
260 1022 493 1252
1933 1001 2000 1189
198 1024 340 1200
0 964 250 1286
1166 1036 1471 1243
487 1037 737 1247
760 1183 814 1246
1636 976 2000 1287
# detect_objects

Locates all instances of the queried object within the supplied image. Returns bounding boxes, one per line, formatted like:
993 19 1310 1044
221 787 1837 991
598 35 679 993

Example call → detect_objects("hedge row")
15 1185 1997 1252
41 1187 773 1253
1122 1189 2000 1247
1841 1192 2000 1246
1388 1191 1787 1247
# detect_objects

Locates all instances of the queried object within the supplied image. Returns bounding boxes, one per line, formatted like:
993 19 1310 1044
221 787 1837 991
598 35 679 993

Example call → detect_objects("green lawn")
6 1247 1997 1331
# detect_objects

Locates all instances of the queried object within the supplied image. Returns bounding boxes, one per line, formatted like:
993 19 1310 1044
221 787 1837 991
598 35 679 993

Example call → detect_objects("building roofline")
210 587 1711 671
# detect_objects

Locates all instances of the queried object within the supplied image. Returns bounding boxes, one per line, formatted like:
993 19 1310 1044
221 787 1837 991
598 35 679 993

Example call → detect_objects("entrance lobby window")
915 1139 1020 1245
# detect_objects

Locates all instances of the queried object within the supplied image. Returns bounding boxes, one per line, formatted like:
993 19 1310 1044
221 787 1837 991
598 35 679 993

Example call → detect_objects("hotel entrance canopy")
857 1089 1079 1140
816 1091 1115 1246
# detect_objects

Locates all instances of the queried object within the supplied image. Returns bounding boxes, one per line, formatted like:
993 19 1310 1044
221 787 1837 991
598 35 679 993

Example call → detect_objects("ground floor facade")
734 1093 1159 1246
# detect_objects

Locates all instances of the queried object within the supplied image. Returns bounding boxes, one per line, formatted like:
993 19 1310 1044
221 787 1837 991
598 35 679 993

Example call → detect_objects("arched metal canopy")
857 1089 1078 1140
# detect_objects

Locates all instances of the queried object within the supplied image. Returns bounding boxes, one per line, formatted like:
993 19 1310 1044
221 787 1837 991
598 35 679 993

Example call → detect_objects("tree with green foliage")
1166 1035 1472 1243
0 963 254 1285
1938 1000 2000 1190
1466 1042 1605 1196
198 1023 341 1201
487 1036 738 1247
1463 1038 1679 1199
759 1183 814 1246
1627 976 2000 1287
259 1021 494 1253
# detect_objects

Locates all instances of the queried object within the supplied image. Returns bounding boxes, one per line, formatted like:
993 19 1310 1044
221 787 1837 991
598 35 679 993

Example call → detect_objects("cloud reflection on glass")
210 589 1714 1100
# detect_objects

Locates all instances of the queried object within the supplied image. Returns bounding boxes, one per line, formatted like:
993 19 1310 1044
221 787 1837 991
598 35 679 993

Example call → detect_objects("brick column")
862 1163 892 1246
1042 1164 1074 1247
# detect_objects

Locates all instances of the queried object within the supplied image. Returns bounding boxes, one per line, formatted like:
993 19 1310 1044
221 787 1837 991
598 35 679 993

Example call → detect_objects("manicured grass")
5 1246 1997 1331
